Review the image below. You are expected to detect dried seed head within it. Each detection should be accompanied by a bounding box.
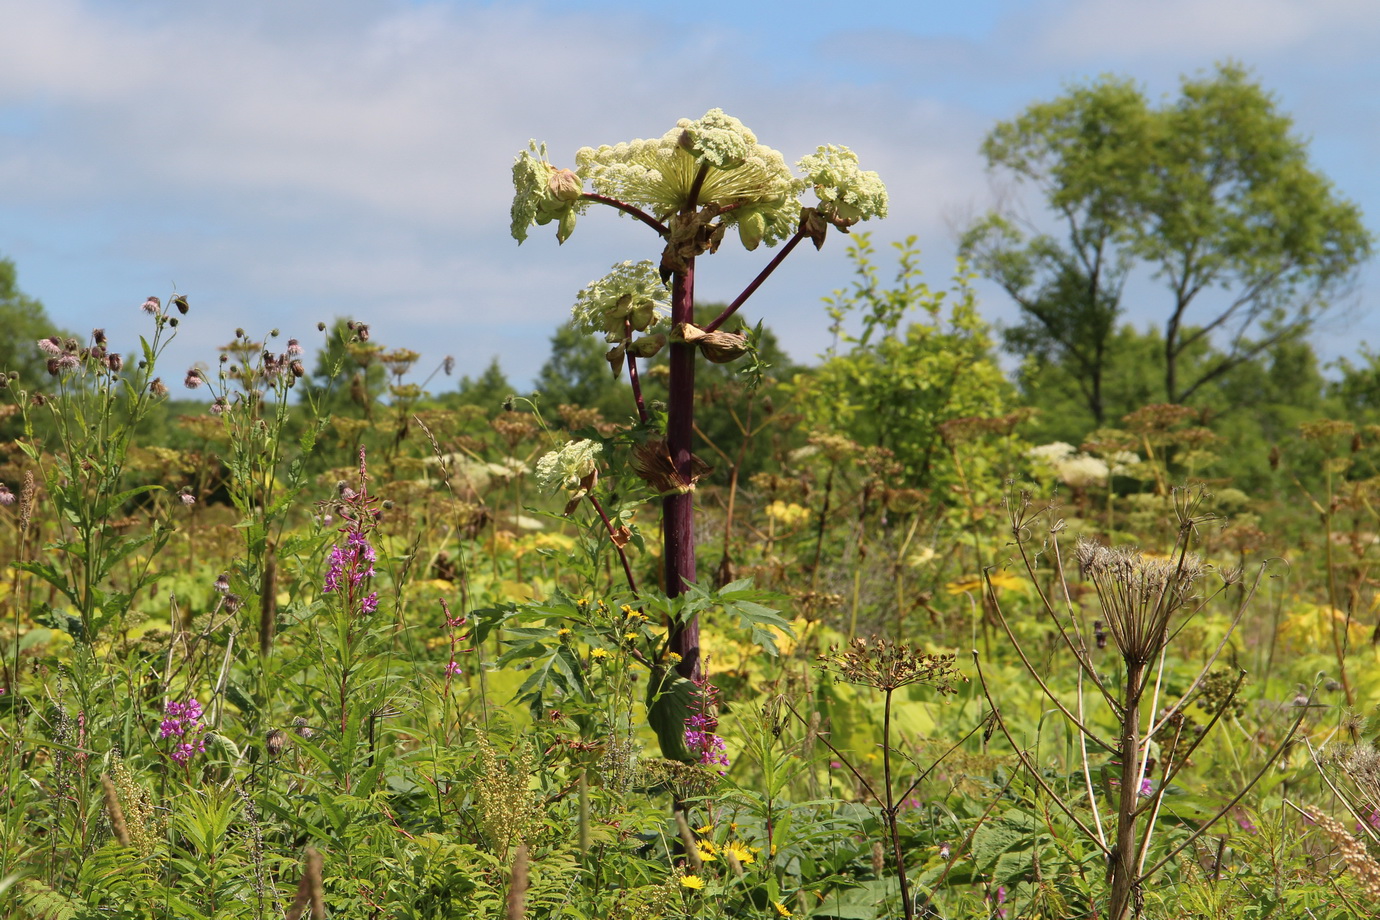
[1076,537,1206,664]
[816,635,963,693]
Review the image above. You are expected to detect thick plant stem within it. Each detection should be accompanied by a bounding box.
[665,262,700,681]
[1110,661,1145,920]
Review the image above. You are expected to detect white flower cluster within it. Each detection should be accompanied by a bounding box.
[535,439,603,495]
[1058,455,1111,488]
[1026,442,1140,489]
[797,145,889,226]
[513,110,889,250]
[576,109,798,248]
[571,261,670,343]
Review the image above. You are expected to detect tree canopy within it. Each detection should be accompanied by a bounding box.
[0,257,68,388]
[963,63,1373,417]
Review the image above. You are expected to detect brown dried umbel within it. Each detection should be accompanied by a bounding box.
[1075,538,1206,666]
[816,636,963,694]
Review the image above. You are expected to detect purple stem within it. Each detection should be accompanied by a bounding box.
[664,261,700,682]
[624,317,649,424]
[704,229,807,333]
[581,194,668,236]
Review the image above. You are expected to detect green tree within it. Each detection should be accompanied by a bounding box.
[450,357,515,413]
[533,322,634,421]
[966,63,1372,410]
[961,76,1148,425]
[306,318,385,420]
[0,257,69,388]
[794,234,1016,489]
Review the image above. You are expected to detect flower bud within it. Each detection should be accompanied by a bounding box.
[626,334,666,359]
[698,330,748,364]
[557,208,577,244]
[604,343,626,376]
[547,168,582,202]
[737,210,766,251]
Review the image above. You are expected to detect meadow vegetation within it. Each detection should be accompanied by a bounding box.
[0,92,1377,919]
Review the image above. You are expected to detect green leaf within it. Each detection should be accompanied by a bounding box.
[16,880,78,920]
[645,665,696,763]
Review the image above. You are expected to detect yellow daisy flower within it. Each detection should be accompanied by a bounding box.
[680,875,705,890]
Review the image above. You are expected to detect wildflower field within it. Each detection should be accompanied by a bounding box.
[3,108,1380,920]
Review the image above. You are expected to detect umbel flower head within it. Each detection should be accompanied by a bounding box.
[512,109,888,253]
[571,261,669,343]
[511,140,588,244]
[575,109,798,250]
[535,439,603,497]
[817,636,963,693]
[797,145,889,228]
[1076,538,1206,665]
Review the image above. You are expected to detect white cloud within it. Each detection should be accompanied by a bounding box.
[1028,0,1380,63]
[0,0,1373,388]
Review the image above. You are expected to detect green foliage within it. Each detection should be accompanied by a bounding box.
[793,233,1017,489]
[969,62,1373,410]
[0,258,70,392]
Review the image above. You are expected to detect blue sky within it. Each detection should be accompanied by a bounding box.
[0,0,1376,391]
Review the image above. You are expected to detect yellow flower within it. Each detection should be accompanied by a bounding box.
[623,632,639,641]
[765,500,811,527]
[945,569,1029,596]
[680,874,705,890]
[590,648,610,659]
[664,652,683,664]
[695,823,713,834]
[772,901,793,917]
[722,841,755,865]
[557,628,572,638]
[696,841,717,862]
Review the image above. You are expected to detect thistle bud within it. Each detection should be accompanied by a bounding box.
[173,294,189,315]
[547,168,582,202]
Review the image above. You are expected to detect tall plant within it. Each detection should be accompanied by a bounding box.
[510,111,888,683]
